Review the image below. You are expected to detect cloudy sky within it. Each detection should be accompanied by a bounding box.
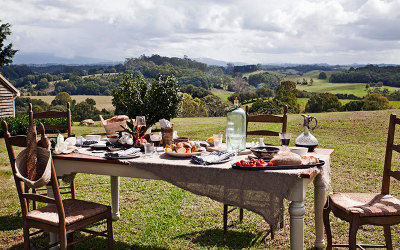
[1,0,400,65]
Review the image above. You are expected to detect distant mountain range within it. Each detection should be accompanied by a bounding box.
[12,52,122,65]
[10,52,398,68]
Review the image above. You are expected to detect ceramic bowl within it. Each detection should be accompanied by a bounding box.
[289,147,308,156]
[250,146,280,159]
[86,134,101,142]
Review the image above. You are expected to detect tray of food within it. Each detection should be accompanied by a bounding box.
[233,151,324,170]
[164,141,202,158]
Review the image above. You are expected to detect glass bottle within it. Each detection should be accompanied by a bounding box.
[226,98,246,152]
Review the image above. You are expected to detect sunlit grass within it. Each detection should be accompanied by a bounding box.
[1,110,400,249]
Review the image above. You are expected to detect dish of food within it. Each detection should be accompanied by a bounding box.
[164,151,202,158]
[165,141,200,154]
[250,146,280,159]
[233,154,323,170]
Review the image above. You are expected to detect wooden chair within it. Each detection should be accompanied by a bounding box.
[223,105,288,234]
[2,121,113,249]
[323,113,400,249]
[29,102,72,137]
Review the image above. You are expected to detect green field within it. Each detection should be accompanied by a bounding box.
[1,110,400,249]
[211,88,233,103]
[29,95,115,112]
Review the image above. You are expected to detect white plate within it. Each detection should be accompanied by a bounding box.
[164,151,202,158]
[104,153,140,159]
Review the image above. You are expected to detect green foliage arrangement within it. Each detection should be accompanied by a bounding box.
[112,74,183,128]
[305,93,342,113]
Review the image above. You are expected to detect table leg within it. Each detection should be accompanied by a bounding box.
[110,176,120,220]
[314,175,326,249]
[289,201,305,250]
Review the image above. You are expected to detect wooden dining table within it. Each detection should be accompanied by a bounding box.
[52,147,334,250]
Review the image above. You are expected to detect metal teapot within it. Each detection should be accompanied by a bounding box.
[295,114,318,152]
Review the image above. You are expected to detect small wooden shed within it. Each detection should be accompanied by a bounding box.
[0,74,20,117]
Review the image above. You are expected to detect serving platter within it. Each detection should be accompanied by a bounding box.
[164,151,202,158]
[232,160,325,170]
[104,153,140,159]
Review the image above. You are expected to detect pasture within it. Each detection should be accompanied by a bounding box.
[1,110,400,249]
[29,95,115,112]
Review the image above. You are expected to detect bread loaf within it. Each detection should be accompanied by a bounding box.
[301,155,319,165]
[270,151,302,166]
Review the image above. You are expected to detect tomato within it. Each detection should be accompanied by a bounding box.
[250,158,257,162]
[242,162,250,167]
[257,159,265,164]
[240,160,246,163]
[256,162,264,167]
[267,162,274,166]
[236,162,241,167]
[249,163,255,167]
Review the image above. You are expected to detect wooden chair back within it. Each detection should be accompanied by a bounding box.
[2,121,66,225]
[245,105,288,138]
[382,113,400,195]
[29,102,72,137]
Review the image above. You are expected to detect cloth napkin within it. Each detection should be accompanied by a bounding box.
[53,134,77,154]
[191,151,236,165]
[104,147,141,158]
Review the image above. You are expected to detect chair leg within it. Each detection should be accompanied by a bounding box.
[107,215,114,250]
[383,225,392,250]
[59,229,67,250]
[23,225,30,250]
[239,208,244,222]
[348,215,360,250]
[67,233,74,250]
[323,202,332,250]
[223,204,228,234]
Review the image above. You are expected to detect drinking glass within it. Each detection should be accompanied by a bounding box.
[144,142,154,158]
[136,116,146,128]
[150,133,162,147]
[279,132,291,152]
[213,134,223,148]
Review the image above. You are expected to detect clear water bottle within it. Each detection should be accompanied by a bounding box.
[226,98,246,152]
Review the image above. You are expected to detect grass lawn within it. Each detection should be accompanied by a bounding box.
[29,95,115,112]
[1,110,400,249]
[211,88,234,103]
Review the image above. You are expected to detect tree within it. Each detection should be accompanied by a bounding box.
[318,72,327,79]
[273,81,299,113]
[35,78,49,90]
[179,93,207,117]
[0,20,18,67]
[233,76,248,92]
[51,92,73,106]
[112,74,183,128]
[305,93,342,113]
[362,93,391,110]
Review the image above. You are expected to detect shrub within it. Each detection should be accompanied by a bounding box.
[179,93,207,117]
[248,99,286,115]
[362,93,391,110]
[0,116,29,136]
[273,81,299,113]
[305,93,342,113]
[318,72,327,79]
[341,100,364,111]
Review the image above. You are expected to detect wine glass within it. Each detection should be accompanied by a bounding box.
[136,116,146,128]
[279,132,291,152]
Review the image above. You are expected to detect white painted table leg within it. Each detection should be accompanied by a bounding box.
[110,176,120,220]
[314,175,326,249]
[289,201,305,250]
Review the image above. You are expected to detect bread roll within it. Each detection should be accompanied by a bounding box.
[270,151,302,166]
[301,155,319,165]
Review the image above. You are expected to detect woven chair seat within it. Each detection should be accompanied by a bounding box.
[330,193,400,217]
[27,199,109,226]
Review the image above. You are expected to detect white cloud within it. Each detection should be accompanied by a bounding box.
[1,0,400,64]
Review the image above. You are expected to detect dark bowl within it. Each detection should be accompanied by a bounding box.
[250,146,280,159]
[174,137,189,143]
[295,144,318,152]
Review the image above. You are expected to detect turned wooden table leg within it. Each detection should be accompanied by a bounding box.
[289,201,305,250]
[111,176,120,220]
[314,175,326,249]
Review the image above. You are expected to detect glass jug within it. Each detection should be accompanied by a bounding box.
[226,98,246,152]
[295,114,318,152]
